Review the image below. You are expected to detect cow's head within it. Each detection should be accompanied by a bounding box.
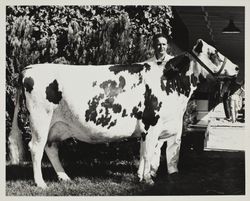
[161,39,239,97]
[192,39,239,80]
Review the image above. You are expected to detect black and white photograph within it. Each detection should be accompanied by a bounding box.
[4,0,247,197]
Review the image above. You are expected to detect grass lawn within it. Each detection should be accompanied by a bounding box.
[6,148,245,196]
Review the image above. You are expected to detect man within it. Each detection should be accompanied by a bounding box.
[221,79,232,120]
[221,78,243,122]
[145,33,180,180]
[146,33,173,65]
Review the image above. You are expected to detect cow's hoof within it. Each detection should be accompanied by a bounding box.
[36,181,47,189]
[58,172,71,181]
[168,172,179,183]
[144,178,154,186]
[137,174,143,183]
[150,170,157,178]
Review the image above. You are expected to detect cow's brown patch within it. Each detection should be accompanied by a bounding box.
[130,85,162,131]
[92,81,97,87]
[163,54,190,80]
[208,51,222,66]
[142,84,162,130]
[85,94,104,123]
[131,105,142,119]
[23,77,34,93]
[122,109,128,117]
[45,79,62,104]
[161,54,197,97]
[141,132,148,141]
[193,40,203,54]
[85,76,126,129]
[109,63,151,75]
[109,64,148,89]
[99,76,126,97]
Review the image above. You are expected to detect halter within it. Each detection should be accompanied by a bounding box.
[188,50,228,78]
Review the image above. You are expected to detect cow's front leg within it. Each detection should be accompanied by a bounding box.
[45,142,71,181]
[137,143,144,182]
[142,141,154,185]
[138,128,160,185]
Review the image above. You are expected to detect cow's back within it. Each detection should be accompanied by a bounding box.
[22,64,149,143]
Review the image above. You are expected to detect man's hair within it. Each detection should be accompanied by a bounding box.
[152,33,169,48]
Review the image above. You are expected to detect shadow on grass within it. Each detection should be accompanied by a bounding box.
[6,149,245,195]
[6,163,58,182]
[6,159,137,182]
[144,150,245,195]
[6,139,140,182]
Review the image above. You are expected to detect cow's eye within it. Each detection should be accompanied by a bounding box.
[209,53,216,61]
[216,53,223,62]
[209,52,222,65]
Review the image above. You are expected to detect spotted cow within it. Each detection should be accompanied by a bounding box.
[9,39,239,188]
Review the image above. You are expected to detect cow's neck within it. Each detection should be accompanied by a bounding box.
[160,57,199,98]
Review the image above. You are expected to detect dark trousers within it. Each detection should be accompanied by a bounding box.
[222,92,230,119]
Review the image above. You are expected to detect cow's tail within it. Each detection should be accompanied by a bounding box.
[8,82,25,164]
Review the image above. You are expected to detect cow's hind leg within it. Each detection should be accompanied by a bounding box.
[138,138,154,184]
[138,127,160,185]
[28,108,53,188]
[137,141,145,182]
[45,142,71,181]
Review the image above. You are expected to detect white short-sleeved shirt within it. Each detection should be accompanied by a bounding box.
[145,54,173,66]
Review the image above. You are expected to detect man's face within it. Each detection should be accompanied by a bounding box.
[154,37,168,58]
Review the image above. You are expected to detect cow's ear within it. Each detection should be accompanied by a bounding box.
[193,39,203,54]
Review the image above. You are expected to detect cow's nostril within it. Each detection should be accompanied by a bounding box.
[235,66,239,71]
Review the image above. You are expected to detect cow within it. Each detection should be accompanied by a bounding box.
[9,39,239,188]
